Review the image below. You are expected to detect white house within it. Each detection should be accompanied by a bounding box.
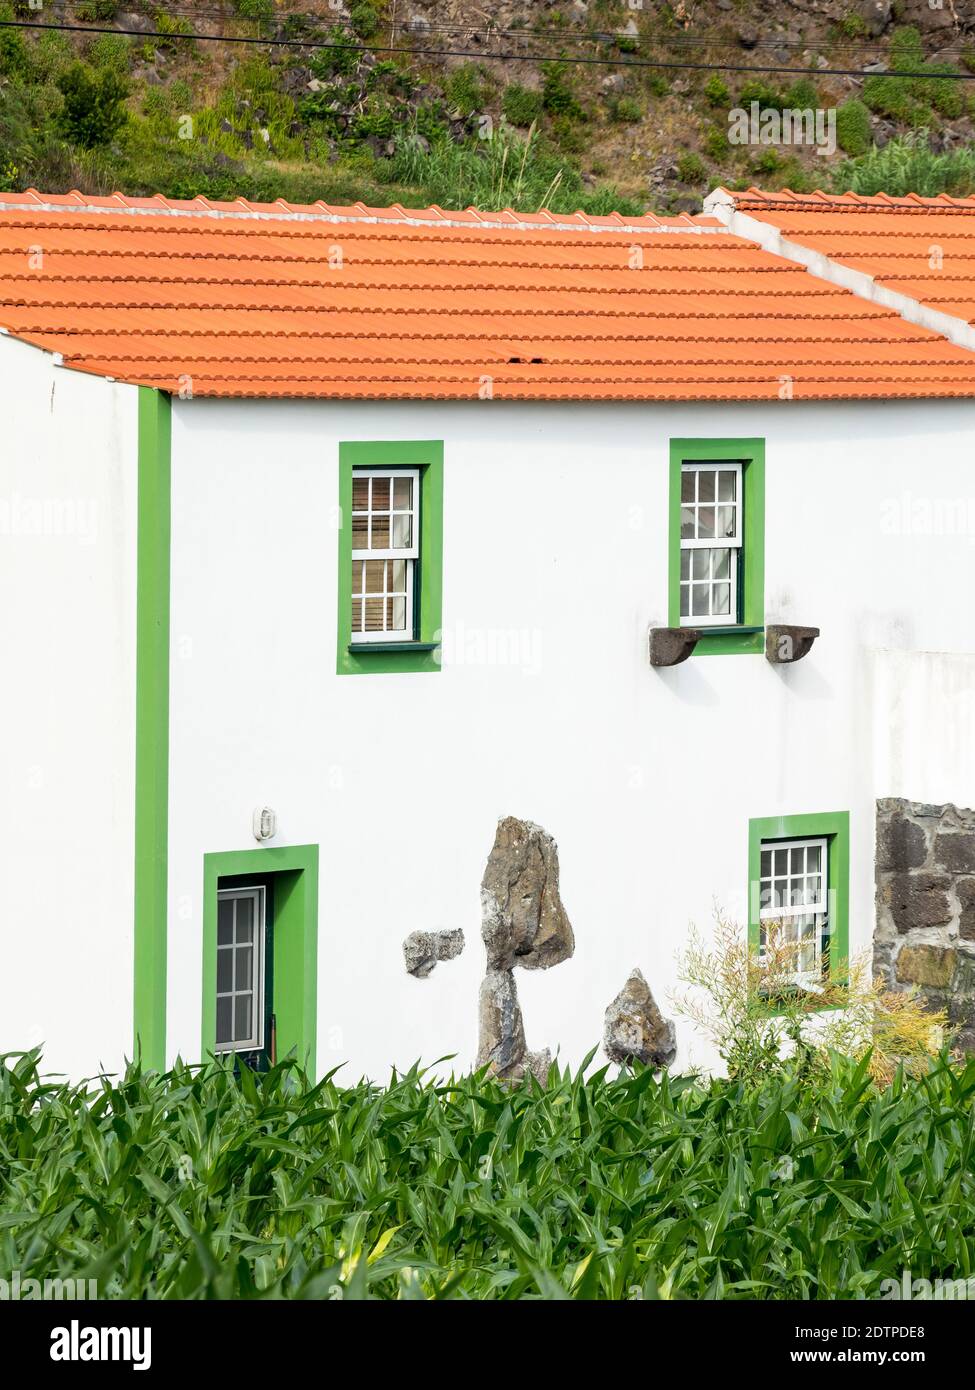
[5,185,975,1083]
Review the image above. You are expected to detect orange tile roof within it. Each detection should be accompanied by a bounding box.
[721,187,975,330]
[2,188,975,400]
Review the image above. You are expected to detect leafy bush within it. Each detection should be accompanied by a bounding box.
[3,1046,975,1299]
[610,95,643,124]
[76,0,120,19]
[704,74,729,108]
[388,123,641,215]
[677,151,706,183]
[502,83,543,128]
[349,2,380,40]
[837,131,975,197]
[444,63,487,118]
[836,98,872,156]
[674,916,948,1088]
[232,0,274,19]
[56,62,129,149]
[541,62,584,119]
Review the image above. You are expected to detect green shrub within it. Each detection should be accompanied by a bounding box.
[610,94,643,123]
[837,130,975,197]
[502,83,543,128]
[76,0,120,19]
[56,62,129,148]
[87,33,130,74]
[350,2,380,40]
[836,98,872,156]
[541,61,584,119]
[232,0,274,19]
[703,123,729,159]
[677,150,706,183]
[784,77,819,109]
[703,74,729,108]
[2,1046,975,1299]
[0,2,30,78]
[445,63,487,118]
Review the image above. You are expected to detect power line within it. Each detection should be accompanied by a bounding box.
[1,15,973,83]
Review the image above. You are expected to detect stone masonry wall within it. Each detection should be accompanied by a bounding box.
[875,798,975,1052]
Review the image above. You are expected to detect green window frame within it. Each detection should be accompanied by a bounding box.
[747,811,850,991]
[337,440,443,675]
[202,844,319,1075]
[668,438,765,655]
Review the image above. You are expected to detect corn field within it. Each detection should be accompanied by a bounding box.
[2,1048,974,1299]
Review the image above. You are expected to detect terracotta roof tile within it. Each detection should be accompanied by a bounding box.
[1,189,975,399]
[720,187,975,331]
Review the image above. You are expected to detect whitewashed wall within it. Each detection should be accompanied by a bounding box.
[0,336,138,1077]
[165,396,975,1081]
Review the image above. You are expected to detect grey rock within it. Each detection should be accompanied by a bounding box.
[403,928,465,979]
[877,813,929,872]
[885,872,953,932]
[480,817,574,973]
[604,968,676,1069]
[476,818,574,1082]
[935,831,975,875]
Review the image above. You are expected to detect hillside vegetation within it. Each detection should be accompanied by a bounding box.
[3,1,975,213]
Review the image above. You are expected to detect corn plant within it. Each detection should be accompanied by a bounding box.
[2,1047,974,1299]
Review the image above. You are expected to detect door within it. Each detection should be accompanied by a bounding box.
[215,881,275,1071]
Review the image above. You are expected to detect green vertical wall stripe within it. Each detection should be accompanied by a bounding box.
[133,387,172,1070]
[201,845,319,1076]
[336,439,444,675]
[747,811,851,989]
[668,438,765,656]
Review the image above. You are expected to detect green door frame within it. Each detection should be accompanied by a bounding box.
[202,845,319,1075]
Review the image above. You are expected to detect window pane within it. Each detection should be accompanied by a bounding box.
[216,996,232,1046]
[371,516,390,548]
[680,506,695,539]
[691,584,710,616]
[774,848,788,875]
[371,477,389,509]
[790,847,804,874]
[807,845,821,873]
[391,513,412,548]
[234,994,253,1042]
[697,507,715,539]
[391,559,406,590]
[760,850,772,877]
[713,584,730,615]
[691,549,709,580]
[717,470,736,502]
[698,470,715,503]
[352,477,369,509]
[217,899,233,946]
[236,945,253,991]
[717,506,735,538]
[365,561,384,593]
[364,597,385,631]
[389,596,407,630]
[351,560,363,593]
[713,548,730,580]
[351,597,364,632]
[235,898,253,943]
[217,949,233,993]
[392,476,413,509]
[680,550,690,581]
[680,587,689,618]
[351,516,368,548]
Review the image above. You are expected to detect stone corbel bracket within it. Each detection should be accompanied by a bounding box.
[765,624,819,665]
[648,626,702,667]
